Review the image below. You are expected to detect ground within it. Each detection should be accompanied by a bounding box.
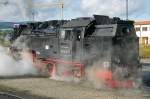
[0,77,149,99]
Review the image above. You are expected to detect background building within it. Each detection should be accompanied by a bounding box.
[135,21,150,45]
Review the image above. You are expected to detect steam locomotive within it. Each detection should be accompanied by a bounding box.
[11,15,141,88]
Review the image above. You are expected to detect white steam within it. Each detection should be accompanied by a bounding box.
[0,0,34,21]
[0,45,37,76]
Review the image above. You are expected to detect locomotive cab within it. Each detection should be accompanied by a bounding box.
[59,15,141,83]
[59,18,92,61]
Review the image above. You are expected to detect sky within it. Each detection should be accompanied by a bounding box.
[0,0,149,22]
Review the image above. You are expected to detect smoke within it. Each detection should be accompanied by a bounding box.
[86,61,111,89]
[0,36,38,76]
[0,0,71,21]
[12,35,29,50]
[13,0,33,20]
[0,46,38,76]
[0,0,33,21]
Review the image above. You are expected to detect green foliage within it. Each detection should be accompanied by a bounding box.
[0,29,12,46]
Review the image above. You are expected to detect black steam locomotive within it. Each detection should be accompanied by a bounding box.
[11,15,141,88]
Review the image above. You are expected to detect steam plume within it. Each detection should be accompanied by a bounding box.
[0,36,38,76]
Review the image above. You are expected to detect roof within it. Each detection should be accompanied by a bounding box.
[135,21,150,25]
[62,18,92,28]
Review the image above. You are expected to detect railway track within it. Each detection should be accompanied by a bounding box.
[0,92,25,99]
[0,78,149,99]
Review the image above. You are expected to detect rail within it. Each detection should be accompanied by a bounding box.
[0,92,25,99]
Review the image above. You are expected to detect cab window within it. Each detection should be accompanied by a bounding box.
[72,28,82,41]
[60,30,71,40]
[75,30,81,41]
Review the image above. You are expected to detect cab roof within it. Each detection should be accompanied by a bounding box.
[61,15,134,28]
[62,17,92,28]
